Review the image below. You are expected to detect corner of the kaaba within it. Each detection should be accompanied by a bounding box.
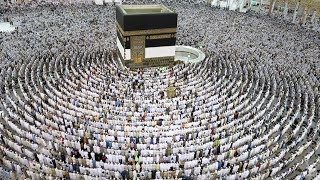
[115,5,125,31]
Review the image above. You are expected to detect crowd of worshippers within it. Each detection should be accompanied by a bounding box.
[1,48,319,179]
[2,48,317,179]
[0,0,319,83]
[0,0,319,179]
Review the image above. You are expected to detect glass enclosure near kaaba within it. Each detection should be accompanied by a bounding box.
[116,5,178,69]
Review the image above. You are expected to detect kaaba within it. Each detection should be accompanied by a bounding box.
[116,4,178,68]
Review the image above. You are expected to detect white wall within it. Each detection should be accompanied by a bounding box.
[229,0,239,10]
[116,37,131,60]
[95,0,103,5]
[219,1,228,8]
[211,0,219,6]
[145,46,175,58]
[211,0,250,12]
[104,0,121,4]
[0,22,16,32]
[117,37,176,60]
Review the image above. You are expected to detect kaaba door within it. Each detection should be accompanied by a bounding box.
[130,36,145,64]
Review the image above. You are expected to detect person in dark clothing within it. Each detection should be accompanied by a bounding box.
[60,153,66,163]
[34,153,39,162]
[52,158,56,168]
[151,170,157,179]
[121,169,128,179]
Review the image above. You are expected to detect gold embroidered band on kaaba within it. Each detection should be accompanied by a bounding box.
[119,33,175,43]
[116,22,177,37]
[147,34,175,40]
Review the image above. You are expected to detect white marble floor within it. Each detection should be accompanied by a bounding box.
[0,22,16,32]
